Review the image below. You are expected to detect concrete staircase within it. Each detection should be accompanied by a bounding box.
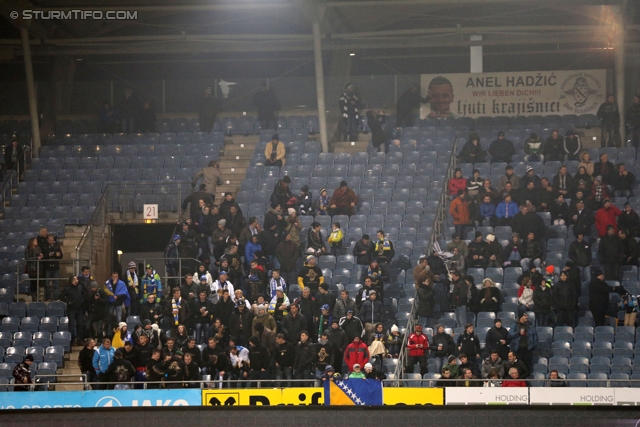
[216,135,258,197]
[53,345,84,391]
[332,133,370,154]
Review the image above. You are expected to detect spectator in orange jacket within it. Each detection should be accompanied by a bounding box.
[343,336,369,373]
[595,199,622,237]
[450,189,470,238]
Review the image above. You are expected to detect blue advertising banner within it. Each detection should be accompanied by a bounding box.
[0,389,201,410]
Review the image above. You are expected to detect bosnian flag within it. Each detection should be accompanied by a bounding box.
[324,379,383,406]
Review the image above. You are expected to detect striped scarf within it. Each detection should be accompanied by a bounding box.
[172,297,182,326]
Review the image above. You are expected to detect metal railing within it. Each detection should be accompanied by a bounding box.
[4,376,634,391]
[75,181,192,269]
[0,170,17,217]
[132,256,204,293]
[14,258,90,300]
[395,139,458,380]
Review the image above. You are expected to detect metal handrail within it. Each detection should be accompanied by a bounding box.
[15,258,91,299]
[6,376,633,390]
[395,138,457,380]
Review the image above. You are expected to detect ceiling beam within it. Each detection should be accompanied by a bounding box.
[325,0,623,6]
[0,0,50,40]
[37,2,293,12]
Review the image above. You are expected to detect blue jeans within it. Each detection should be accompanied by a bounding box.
[418,316,431,329]
[195,322,209,345]
[109,305,123,331]
[455,305,467,328]
[275,366,293,388]
[45,269,60,300]
[433,356,447,375]
[520,258,541,271]
[268,255,281,270]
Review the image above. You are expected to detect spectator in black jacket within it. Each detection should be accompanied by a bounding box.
[274,333,295,387]
[553,271,576,327]
[4,136,24,176]
[563,130,582,160]
[104,350,136,389]
[42,233,63,301]
[467,231,489,269]
[283,303,307,343]
[520,232,543,272]
[613,163,635,198]
[326,320,349,374]
[182,185,214,221]
[569,200,594,237]
[543,130,565,162]
[249,336,271,387]
[416,278,435,329]
[533,280,552,327]
[488,131,515,163]
[599,225,622,280]
[619,203,640,238]
[457,323,481,365]
[431,324,455,375]
[593,153,616,187]
[59,275,86,344]
[485,318,510,361]
[568,232,592,270]
[227,301,254,347]
[78,338,97,383]
[589,270,624,326]
[395,84,428,127]
[596,95,620,148]
[294,331,316,386]
[353,235,375,281]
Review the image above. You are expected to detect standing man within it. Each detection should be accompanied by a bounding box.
[597,94,620,148]
[339,83,363,141]
[4,135,24,178]
[104,271,130,332]
[42,233,63,301]
[125,261,140,316]
[294,331,316,387]
[118,88,139,133]
[191,161,223,203]
[59,275,86,345]
[252,82,281,131]
[197,87,221,133]
[181,185,213,221]
[405,325,429,376]
[92,338,115,389]
[328,181,359,217]
[395,84,428,127]
[164,235,181,286]
[589,270,624,327]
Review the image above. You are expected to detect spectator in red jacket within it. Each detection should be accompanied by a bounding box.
[502,367,527,387]
[595,199,622,237]
[343,336,369,373]
[448,168,467,199]
[405,324,429,376]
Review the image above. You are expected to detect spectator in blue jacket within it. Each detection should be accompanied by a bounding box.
[245,235,262,268]
[495,194,519,226]
[105,271,130,333]
[92,337,115,389]
[477,194,496,226]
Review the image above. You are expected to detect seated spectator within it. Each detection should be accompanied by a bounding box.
[385,324,403,359]
[458,367,482,387]
[595,199,622,237]
[477,194,496,226]
[435,367,455,387]
[517,277,534,313]
[503,232,523,268]
[620,228,639,267]
[549,194,570,225]
[537,178,556,211]
[478,278,501,314]
[264,134,286,167]
[543,129,565,162]
[445,233,469,260]
[328,181,359,216]
[546,369,567,387]
[459,133,486,163]
[619,203,640,238]
[573,166,593,193]
[481,350,504,379]
[553,166,573,197]
[502,367,527,387]
[613,163,635,198]
[578,150,595,175]
[485,233,504,268]
[520,232,543,272]
[307,222,329,257]
[521,165,541,189]
[498,165,520,191]
[270,177,296,211]
[523,132,544,162]
[448,168,467,199]
[484,370,503,387]
[297,186,314,216]
[569,200,594,237]
[316,188,330,216]
[495,194,519,227]
[510,204,546,241]
[563,130,582,160]
[476,179,500,204]
[519,181,539,208]
[443,355,460,378]
[593,153,616,188]
[488,131,515,163]
[466,169,483,198]
[467,231,488,269]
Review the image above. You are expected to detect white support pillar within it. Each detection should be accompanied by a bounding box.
[614,6,625,143]
[20,27,41,155]
[470,35,483,73]
[312,21,329,153]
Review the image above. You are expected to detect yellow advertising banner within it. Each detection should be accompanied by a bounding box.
[202,388,323,406]
[383,388,444,406]
[202,387,443,406]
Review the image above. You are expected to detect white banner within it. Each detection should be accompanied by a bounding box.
[444,387,529,405]
[420,69,607,119]
[529,387,614,406]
